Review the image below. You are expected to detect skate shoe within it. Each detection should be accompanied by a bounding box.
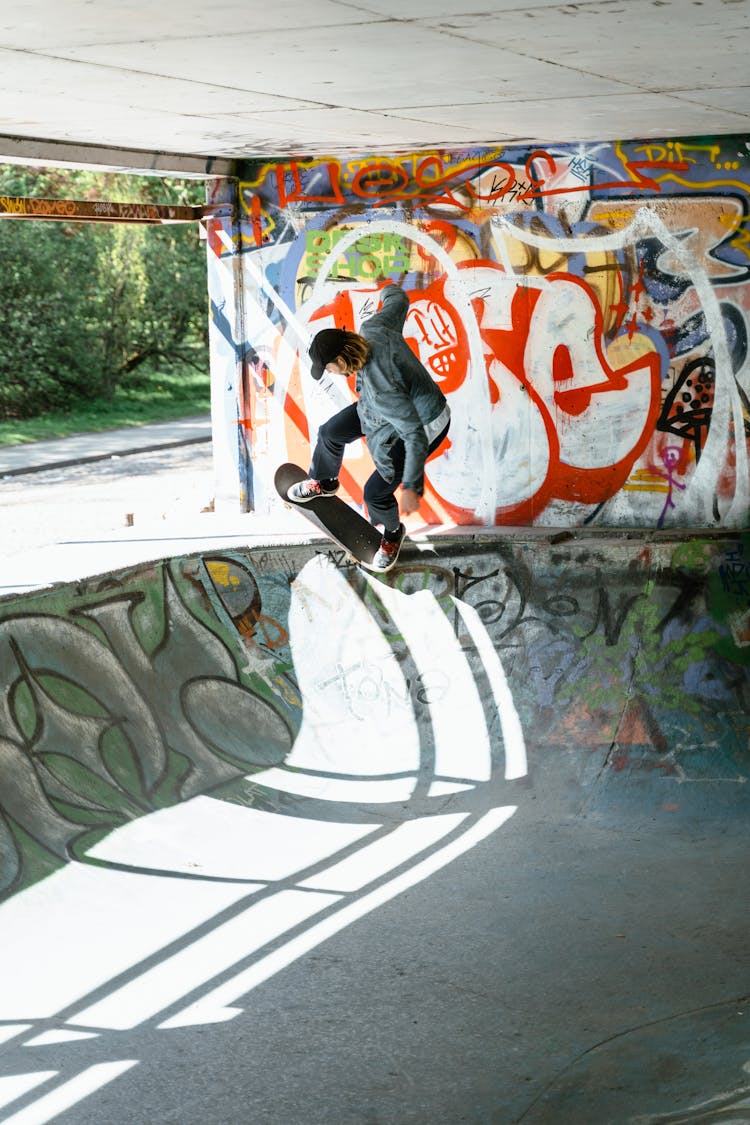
[370,524,405,572]
[287,478,338,503]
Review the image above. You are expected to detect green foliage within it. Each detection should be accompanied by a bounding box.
[0,362,210,444]
[0,165,208,418]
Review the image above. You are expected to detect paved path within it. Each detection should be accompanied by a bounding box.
[0,415,212,477]
[0,421,313,596]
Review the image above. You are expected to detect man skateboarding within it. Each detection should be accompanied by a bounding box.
[287,284,451,572]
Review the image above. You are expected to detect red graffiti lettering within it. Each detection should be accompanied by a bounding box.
[351,161,411,200]
[276,162,345,207]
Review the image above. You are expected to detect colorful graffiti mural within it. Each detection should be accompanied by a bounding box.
[0,533,747,903]
[206,136,750,527]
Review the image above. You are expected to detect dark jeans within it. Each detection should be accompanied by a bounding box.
[310,403,449,531]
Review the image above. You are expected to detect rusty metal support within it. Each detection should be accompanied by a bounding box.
[0,196,234,224]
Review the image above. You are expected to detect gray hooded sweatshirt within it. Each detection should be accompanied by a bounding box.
[356,285,449,494]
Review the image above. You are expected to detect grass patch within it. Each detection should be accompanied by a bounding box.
[0,363,211,446]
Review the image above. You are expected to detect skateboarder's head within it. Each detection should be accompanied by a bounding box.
[309,328,370,380]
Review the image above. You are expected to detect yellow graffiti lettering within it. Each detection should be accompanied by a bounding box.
[0,197,27,214]
[718,213,750,262]
[588,208,638,230]
[28,198,78,217]
[205,561,239,589]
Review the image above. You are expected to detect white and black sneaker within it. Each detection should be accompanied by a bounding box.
[287,478,339,503]
[370,524,405,572]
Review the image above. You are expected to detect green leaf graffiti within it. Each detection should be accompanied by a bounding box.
[0,557,295,901]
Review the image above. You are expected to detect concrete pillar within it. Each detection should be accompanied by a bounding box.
[205,175,253,513]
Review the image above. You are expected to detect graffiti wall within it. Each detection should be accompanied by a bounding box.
[206,136,750,528]
[0,532,747,904]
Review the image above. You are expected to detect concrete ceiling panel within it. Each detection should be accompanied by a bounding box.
[389,91,750,145]
[0,0,745,168]
[0,0,377,49]
[0,49,308,115]
[337,0,578,16]
[422,0,750,91]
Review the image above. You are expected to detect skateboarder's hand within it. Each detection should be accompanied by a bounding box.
[400,488,421,516]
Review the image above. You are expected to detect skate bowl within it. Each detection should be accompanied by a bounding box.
[0,529,748,1124]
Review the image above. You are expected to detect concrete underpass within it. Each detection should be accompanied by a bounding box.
[1,1,750,1121]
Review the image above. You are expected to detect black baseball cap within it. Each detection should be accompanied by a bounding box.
[309,328,348,381]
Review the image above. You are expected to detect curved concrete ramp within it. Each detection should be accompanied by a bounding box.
[0,532,747,1123]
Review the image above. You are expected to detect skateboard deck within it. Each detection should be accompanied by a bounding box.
[275,462,383,568]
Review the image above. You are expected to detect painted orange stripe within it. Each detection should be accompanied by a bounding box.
[283,393,310,443]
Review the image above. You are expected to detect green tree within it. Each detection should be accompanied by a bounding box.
[120,187,210,379]
[0,166,208,417]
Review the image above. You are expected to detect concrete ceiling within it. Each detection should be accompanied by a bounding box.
[0,0,748,176]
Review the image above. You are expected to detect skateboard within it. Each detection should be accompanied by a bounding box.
[274,462,383,568]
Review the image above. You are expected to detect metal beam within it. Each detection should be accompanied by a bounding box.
[0,195,234,225]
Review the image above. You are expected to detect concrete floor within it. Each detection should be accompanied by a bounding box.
[1,767,748,1125]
